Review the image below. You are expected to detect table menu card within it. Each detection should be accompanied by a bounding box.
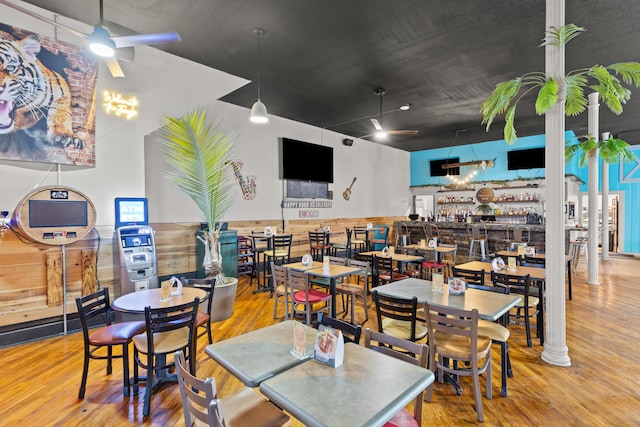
[508,256,517,271]
[161,280,171,301]
[314,325,344,368]
[428,238,438,248]
[432,273,445,293]
[291,321,309,360]
[524,246,536,256]
[448,277,466,295]
[517,245,526,257]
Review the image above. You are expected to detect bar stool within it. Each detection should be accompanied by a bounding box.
[468,224,488,261]
[569,236,588,270]
[395,222,411,250]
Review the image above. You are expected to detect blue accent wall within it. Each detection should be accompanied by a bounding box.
[411,131,639,254]
[571,146,640,254]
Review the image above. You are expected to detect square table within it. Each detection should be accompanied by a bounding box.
[259,342,435,427]
[404,243,457,263]
[374,277,521,322]
[205,320,318,388]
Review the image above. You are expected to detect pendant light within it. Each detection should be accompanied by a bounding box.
[250,28,269,123]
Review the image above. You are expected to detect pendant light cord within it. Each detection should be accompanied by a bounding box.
[255,28,263,100]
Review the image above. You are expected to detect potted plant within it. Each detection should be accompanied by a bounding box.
[565,133,636,167]
[158,107,238,321]
[481,24,640,146]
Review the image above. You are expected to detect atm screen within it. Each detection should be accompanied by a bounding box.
[121,234,152,248]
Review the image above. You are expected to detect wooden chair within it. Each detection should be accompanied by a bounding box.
[174,351,290,427]
[288,268,332,325]
[423,301,492,422]
[263,234,293,291]
[133,298,200,417]
[491,271,539,347]
[370,224,389,250]
[350,227,370,255]
[372,255,409,287]
[75,288,146,399]
[318,315,362,344]
[330,228,352,258]
[308,231,330,261]
[402,247,424,279]
[270,262,291,320]
[309,255,346,288]
[364,328,431,425]
[466,282,513,397]
[236,236,256,284]
[335,258,369,325]
[371,291,427,343]
[181,277,215,344]
[508,225,531,249]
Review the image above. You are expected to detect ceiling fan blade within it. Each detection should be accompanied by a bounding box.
[387,130,419,135]
[0,0,87,39]
[104,56,124,78]
[370,118,384,131]
[112,31,182,48]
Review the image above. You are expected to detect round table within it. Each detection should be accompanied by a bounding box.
[112,287,207,313]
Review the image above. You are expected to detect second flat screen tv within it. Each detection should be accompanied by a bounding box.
[507,147,545,170]
[282,138,334,183]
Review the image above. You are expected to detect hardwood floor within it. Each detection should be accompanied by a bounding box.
[1,255,639,426]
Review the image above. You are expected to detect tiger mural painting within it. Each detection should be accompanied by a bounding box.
[0,33,83,149]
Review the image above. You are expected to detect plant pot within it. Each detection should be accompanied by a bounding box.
[211,277,238,322]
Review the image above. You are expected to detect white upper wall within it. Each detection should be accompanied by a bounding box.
[0,1,410,227]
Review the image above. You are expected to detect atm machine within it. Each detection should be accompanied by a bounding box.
[113,198,158,294]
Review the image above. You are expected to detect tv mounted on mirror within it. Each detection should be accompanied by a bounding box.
[507,147,545,170]
[114,197,149,229]
[29,200,88,228]
[281,137,334,183]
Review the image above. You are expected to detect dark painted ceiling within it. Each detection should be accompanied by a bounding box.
[17,0,640,151]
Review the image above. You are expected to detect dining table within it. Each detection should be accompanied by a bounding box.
[304,264,362,316]
[358,250,423,274]
[205,320,318,388]
[258,342,435,427]
[404,243,457,263]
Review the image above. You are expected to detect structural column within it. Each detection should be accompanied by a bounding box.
[541,0,571,367]
[587,92,600,285]
[601,132,610,260]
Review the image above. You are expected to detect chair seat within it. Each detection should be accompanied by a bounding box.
[351,239,367,244]
[434,331,492,359]
[379,272,409,282]
[335,283,364,295]
[294,289,332,304]
[381,318,428,341]
[133,328,191,355]
[515,295,540,308]
[383,408,419,427]
[214,387,291,427]
[195,312,210,328]
[263,249,289,257]
[422,261,444,269]
[477,319,510,342]
[89,321,146,346]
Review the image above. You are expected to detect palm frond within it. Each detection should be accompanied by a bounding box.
[541,24,585,47]
[503,105,517,144]
[599,137,637,164]
[158,107,236,232]
[564,73,588,116]
[481,78,522,130]
[535,78,559,115]
[607,62,640,87]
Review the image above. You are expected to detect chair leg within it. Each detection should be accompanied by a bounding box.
[122,343,130,397]
[525,308,532,347]
[500,341,508,397]
[472,364,484,422]
[78,344,90,399]
[143,353,153,417]
[107,346,113,375]
[132,347,139,395]
[206,322,213,345]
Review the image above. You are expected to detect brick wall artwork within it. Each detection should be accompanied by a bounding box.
[0,22,98,167]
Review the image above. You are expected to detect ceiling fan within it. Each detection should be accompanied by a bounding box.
[369,87,418,138]
[0,0,181,77]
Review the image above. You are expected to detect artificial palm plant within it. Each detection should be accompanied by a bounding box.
[158,107,236,283]
[565,133,636,167]
[481,24,640,154]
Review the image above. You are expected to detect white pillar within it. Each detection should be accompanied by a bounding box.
[587,92,600,285]
[601,132,610,260]
[541,0,571,367]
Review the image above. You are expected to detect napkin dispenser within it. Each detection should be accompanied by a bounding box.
[170,276,183,296]
[301,254,313,266]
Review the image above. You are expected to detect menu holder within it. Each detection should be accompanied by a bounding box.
[508,256,517,271]
[432,273,445,293]
[301,254,313,266]
[419,239,426,248]
[381,246,390,256]
[291,321,310,360]
[492,257,506,272]
[517,245,526,257]
[428,238,437,248]
[169,276,182,296]
[314,324,344,368]
[160,280,172,301]
[448,277,466,295]
[524,246,536,256]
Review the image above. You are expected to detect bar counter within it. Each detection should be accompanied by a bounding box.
[395,220,568,260]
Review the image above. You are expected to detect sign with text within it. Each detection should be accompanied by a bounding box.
[282,201,332,209]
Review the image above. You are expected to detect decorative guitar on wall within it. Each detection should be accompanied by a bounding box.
[343,177,357,200]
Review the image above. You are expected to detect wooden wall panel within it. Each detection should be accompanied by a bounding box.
[0,216,402,329]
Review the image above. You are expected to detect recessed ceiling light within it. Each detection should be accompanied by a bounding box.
[399,104,411,111]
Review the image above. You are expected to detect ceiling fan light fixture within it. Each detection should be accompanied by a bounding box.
[250,28,268,124]
[375,130,388,139]
[250,99,269,123]
[89,27,115,57]
[399,104,411,111]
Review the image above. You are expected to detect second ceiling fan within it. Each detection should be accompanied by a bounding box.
[369,87,418,137]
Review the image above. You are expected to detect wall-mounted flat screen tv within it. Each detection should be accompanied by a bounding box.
[507,147,545,170]
[114,197,149,229]
[430,157,460,177]
[29,200,88,228]
[282,137,334,183]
